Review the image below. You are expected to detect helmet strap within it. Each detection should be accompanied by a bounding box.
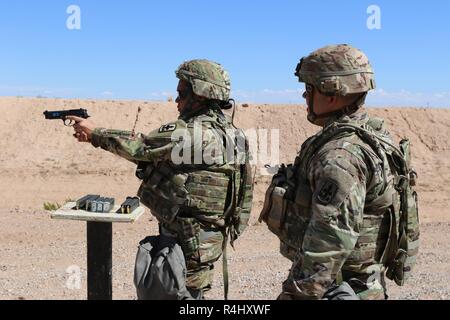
[307,90,318,123]
[229,99,237,126]
[309,92,368,123]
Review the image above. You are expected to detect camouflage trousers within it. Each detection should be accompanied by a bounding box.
[343,271,388,300]
[278,271,388,300]
[160,224,224,297]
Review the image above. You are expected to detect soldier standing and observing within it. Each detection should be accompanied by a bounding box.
[259,44,419,300]
[69,59,254,300]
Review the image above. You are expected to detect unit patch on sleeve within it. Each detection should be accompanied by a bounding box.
[316,179,339,205]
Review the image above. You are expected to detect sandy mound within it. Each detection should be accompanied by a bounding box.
[0,97,449,300]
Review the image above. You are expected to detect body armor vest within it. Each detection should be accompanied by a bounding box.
[137,109,253,243]
[260,114,419,286]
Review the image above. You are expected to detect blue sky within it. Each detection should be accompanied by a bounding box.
[0,0,449,107]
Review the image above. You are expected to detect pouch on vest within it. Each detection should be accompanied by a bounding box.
[385,139,420,286]
[176,217,201,259]
[259,165,294,236]
[259,164,312,261]
[134,235,194,300]
[136,162,188,225]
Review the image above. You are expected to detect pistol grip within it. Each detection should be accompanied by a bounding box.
[64,119,75,127]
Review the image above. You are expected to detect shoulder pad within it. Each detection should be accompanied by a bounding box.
[186,114,216,129]
[319,136,366,157]
[366,117,385,131]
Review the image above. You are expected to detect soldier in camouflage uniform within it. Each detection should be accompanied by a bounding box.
[260,44,419,300]
[69,59,253,300]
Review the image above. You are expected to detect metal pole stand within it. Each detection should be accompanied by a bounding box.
[51,202,145,301]
[87,222,112,300]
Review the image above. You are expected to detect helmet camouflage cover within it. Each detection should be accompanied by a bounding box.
[176,59,231,101]
[295,44,376,96]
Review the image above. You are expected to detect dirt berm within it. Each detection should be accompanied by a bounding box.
[0,97,448,300]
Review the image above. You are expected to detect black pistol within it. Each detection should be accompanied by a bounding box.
[43,109,90,126]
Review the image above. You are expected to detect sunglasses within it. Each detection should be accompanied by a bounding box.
[177,87,192,102]
[305,84,314,94]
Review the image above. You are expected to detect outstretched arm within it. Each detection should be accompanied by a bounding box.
[90,128,174,164]
[67,116,178,164]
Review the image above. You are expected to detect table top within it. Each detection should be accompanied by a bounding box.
[51,202,145,223]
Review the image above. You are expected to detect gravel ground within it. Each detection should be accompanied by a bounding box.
[0,208,448,300]
[1,100,449,300]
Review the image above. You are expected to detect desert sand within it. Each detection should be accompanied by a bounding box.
[0,97,449,300]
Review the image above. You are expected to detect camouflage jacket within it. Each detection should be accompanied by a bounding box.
[91,106,234,169]
[90,105,252,234]
[91,123,175,165]
[280,108,397,300]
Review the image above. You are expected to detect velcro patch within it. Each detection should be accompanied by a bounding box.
[159,123,177,133]
[316,179,338,205]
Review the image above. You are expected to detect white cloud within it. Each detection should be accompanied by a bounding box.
[1,84,447,108]
[233,88,302,104]
[150,91,175,99]
[233,87,450,108]
[0,85,81,97]
[367,88,450,107]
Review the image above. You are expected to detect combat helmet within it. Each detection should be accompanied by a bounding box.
[295,44,376,96]
[176,59,231,101]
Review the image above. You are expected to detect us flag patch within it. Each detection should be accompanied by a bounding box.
[159,123,177,133]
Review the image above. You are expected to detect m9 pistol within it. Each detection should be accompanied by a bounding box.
[43,109,90,126]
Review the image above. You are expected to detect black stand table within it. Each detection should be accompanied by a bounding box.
[51,202,145,300]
